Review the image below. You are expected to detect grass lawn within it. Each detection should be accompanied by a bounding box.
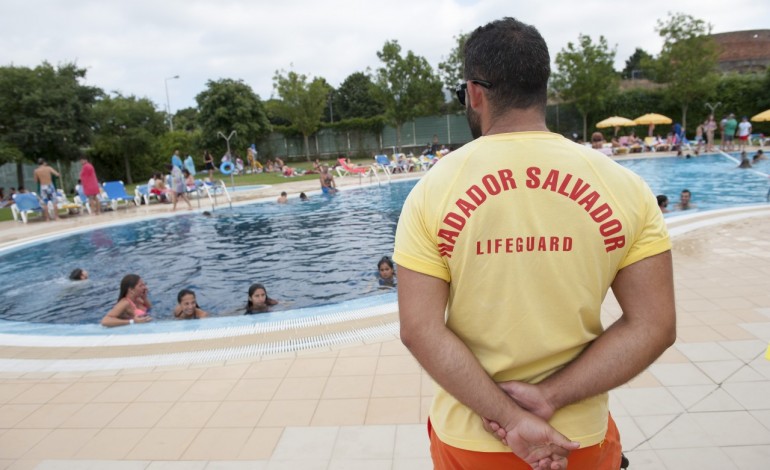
[0,157,377,224]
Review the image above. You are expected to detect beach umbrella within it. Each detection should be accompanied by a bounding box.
[634,113,672,137]
[596,116,637,128]
[633,113,673,125]
[750,109,770,122]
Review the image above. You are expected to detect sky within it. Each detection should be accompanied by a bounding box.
[2,0,769,115]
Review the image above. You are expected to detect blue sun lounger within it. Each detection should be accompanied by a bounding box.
[102,181,135,211]
[11,193,47,223]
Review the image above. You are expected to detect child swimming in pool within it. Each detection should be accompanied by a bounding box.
[377,256,397,288]
[173,289,209,320]
[246,283,279,314]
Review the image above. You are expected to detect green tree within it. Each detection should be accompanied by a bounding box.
[0,62,99,185]
[373,40,444,150]
[622,48,654,80]
[438,32,469,112]
[552,34,619,141]
[90,93,166,184]
[195,79,270,156]
[173,107,201,133]
[650,12,718,130]
[333,72,382,120]
[272,69,330,160]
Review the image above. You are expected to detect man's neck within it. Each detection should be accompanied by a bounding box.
[483,107,549,135]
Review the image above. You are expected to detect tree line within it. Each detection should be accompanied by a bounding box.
[1,12,768,186]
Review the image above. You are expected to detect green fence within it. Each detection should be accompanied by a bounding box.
[260,114,474,161]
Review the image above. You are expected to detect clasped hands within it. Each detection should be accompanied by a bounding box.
[482,381,579,470]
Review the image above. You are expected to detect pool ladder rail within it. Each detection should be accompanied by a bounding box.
[196,179,232,211]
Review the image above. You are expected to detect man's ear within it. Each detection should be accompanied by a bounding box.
[466,81,485,110]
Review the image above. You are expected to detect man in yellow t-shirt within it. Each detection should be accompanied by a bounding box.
[394,17,676,470]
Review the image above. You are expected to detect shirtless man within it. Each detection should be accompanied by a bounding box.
[319,165,337,194]
[675,189,697,210]
[33,158,60,221]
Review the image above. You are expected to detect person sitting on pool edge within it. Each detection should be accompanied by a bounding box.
[101,274,153,327]
[69,268,89,281]
[675,189,697,211]
[320,165,337,194]
[173,289,209,320]
[245,283,279,314]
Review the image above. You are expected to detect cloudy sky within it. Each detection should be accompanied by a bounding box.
[2,0,768,114]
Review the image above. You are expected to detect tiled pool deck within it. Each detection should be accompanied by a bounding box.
[1,166,770,469]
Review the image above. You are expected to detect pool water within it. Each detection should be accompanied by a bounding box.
[619,153,769,212]
[0,152,767,325]
[0,183,413,325]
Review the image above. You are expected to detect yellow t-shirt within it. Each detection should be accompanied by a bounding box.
[393,131,671,452]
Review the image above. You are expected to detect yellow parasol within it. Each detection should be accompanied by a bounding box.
[596,116,637,128]
[633,113,673,125]
[750,109,770,122]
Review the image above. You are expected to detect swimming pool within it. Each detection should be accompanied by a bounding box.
[619,153,769,212]
[0,152,767,327]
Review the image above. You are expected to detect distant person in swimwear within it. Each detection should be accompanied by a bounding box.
[277,191,288,204]
[299,192,308,201]
[100,274,153,327]
[656,195,669,213]
[377,256,397,288]
[320,165,337,194]
[753,149,766,162]
[173,289,209,320]
[675,189,697,210]
[737,151,752,169]
[69,268,89,281]
[245,283,278,314]
[33,158,60,221]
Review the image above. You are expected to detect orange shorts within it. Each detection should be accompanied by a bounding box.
[428,414,621,470]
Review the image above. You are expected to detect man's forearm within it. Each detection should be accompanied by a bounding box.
[539,251,676,410]
[402,319,524,426]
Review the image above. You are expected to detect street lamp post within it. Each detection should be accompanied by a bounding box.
[164,75,180,131]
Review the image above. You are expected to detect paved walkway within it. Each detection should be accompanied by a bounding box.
[1,170,769,469]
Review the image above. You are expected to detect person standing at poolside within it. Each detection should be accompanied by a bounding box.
[394,17,676,469]
[171,149,183,170]
[79,155,101,215]
[203,150,215,180]
[705,115,717,152]
[723,113,738,152]
[737,116,752,152]
[33,158,60,221]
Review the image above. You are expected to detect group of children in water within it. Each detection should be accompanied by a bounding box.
[95,256,397,328]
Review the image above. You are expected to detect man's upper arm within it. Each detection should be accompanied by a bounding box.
[611,250,676,343]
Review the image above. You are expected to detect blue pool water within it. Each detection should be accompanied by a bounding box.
[0,152,768,325]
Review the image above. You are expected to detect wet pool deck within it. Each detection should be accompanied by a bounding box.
[1,159,770,469]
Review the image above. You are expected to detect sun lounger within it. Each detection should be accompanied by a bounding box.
[102,181,135,211]
[11,193,47,223]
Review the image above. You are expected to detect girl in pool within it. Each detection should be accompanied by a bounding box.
[173,289,209,320]
[377,256,397,288]
[69,268,88,281]
[100,274,153,327]
[245,283,278,314]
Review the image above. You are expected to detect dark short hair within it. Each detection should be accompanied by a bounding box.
[69,268,84,281]
[463,17,550,114]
